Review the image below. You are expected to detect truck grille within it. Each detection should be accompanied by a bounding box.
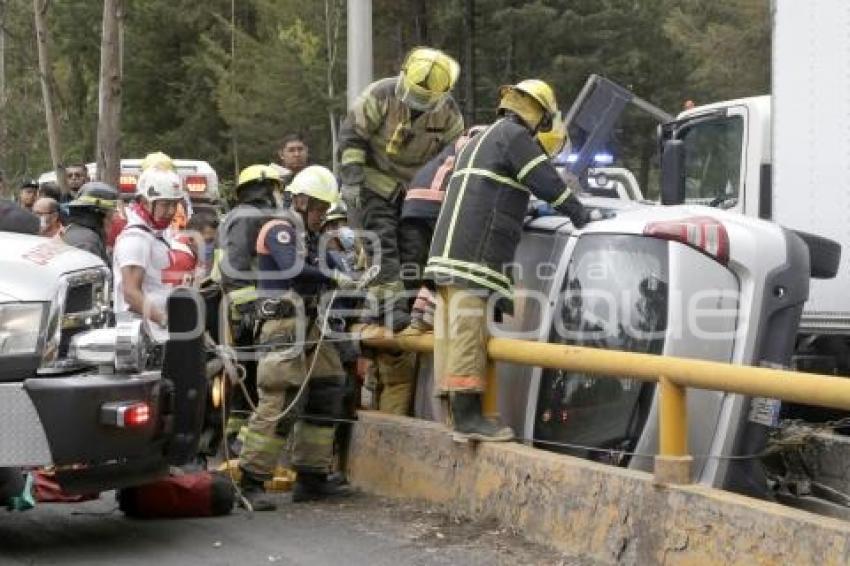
[57,268,111,358]
[65,282,94,314]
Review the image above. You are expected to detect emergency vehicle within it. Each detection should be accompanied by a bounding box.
[38,159,220,212]
[0,234,206,501]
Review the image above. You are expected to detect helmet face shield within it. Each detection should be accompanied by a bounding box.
[537,111,568,157]
[397,74,446,111]
[396,47,459,112]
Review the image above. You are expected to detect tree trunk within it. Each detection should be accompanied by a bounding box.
[33,0,65,192]
[413,0,428,44]
[96,0,123,189]
[326,0,342,172]
[463,0,475,124]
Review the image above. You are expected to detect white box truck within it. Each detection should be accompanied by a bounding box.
[656,0,850,515]
[661,0,849,343]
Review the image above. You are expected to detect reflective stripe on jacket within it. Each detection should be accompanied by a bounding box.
[401,127,485,221]
[425,116,574,304]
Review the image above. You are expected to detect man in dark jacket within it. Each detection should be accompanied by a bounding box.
[62,181,118,265]
[425,79,601,441]
[215,165,280,449]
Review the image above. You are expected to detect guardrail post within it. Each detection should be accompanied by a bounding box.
[655,375,692,485]
[482,360,499,418]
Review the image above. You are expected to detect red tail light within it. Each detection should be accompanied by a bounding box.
[644,216,730,265]
[119,174,138,193]
[101,401,152,428]
[184,175,208,193]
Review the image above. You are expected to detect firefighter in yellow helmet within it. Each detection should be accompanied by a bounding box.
[216,164,281,452]
[141,151,176,172]
[238,165,356,510]
[338,46,464,416]
[425,79,603,441]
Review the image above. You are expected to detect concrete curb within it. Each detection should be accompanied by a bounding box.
[347,411,850,565]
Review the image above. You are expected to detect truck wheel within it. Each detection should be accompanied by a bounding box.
[794,230,841,279]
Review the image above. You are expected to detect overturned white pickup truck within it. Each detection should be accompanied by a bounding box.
[413,194,842,514]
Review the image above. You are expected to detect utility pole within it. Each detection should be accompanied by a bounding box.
[96,0,123,189]
[230,0,239,180]
[0,0,7,178]
[346,0,372,108]
[33,0,65,192]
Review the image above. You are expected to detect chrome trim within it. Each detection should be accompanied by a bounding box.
[115,318,151,373]
[41,266,112,370]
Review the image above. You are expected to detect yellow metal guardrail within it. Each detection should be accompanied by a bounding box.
[354,324,850,485]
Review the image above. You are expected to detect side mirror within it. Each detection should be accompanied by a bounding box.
[660,139,686,205]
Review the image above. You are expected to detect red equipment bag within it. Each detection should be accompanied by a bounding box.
[33,470,98,503]
[117,471,234,519]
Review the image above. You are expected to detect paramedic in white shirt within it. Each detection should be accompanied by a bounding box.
[113,168,186,338]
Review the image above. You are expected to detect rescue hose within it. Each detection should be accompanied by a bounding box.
[259,265,381,423]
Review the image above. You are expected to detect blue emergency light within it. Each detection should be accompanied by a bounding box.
[564,152,614,165]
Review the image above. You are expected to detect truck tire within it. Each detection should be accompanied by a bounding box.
[794,230,841,279]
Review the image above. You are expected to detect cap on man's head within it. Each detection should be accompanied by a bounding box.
[20,179,38,190]
[0,200,39,234]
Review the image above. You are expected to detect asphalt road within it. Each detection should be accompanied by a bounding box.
[0,491,593,566]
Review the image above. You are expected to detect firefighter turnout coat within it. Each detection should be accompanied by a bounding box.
[339,77,465,199]
[425,115,580,309]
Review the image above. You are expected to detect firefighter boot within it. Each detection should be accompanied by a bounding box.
[292,472,352,503]
[238,470,277,512]
[450,393,514,442]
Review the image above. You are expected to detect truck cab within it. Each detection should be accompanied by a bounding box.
[0,234,205,500]
[661,95,770,216]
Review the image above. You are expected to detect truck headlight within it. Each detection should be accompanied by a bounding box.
[0,303,47,356]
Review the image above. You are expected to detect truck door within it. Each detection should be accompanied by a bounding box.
[674,106,749,212]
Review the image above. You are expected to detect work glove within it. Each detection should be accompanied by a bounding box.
[554,193,591,228]
[332,269,361,291]
[340,163,365,210]
[341,183,361,211]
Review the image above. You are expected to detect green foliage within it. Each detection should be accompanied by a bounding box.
[0,0,770,194]
[664,0,771,101]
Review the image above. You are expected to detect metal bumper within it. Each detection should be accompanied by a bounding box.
[1,371,172,492]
